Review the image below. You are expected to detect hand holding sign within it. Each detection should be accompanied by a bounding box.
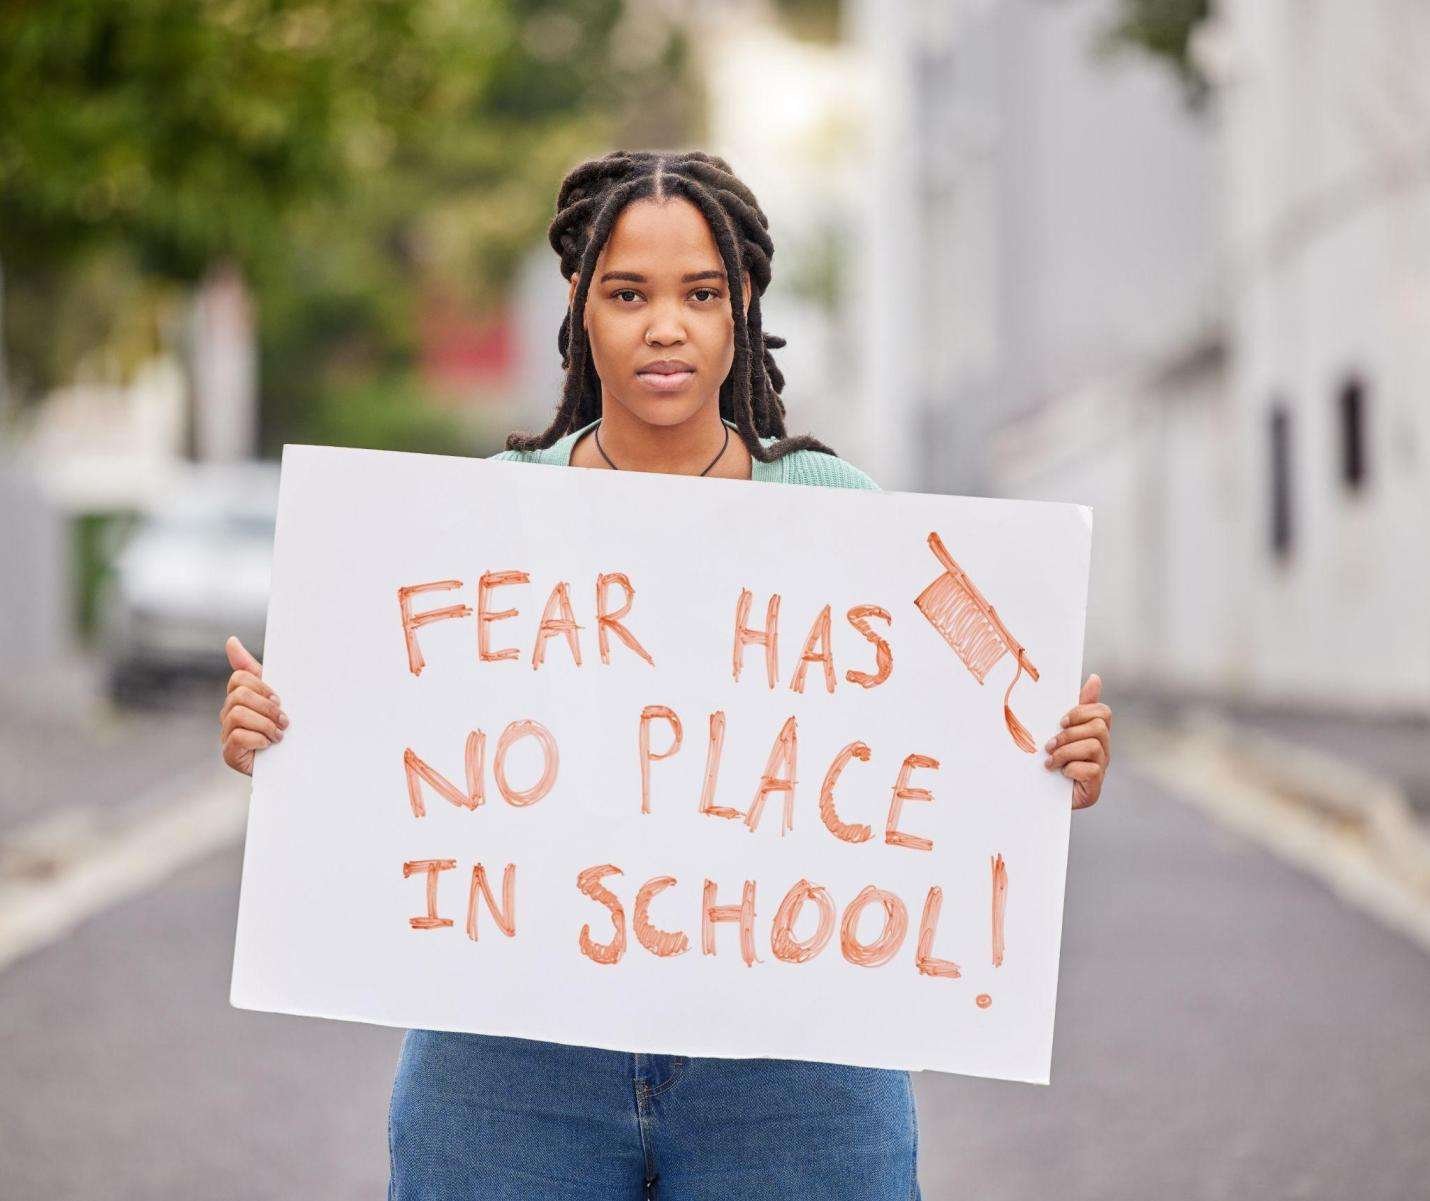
[1045,673,1111,809]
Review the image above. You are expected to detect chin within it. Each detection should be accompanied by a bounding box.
[618,394,711,429]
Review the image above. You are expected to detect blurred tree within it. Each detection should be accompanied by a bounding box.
[0,0,694,448]
[1096,0,1213,107]
[769,0,842,44]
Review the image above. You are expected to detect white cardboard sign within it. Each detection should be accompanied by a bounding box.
[229,444,1092,1084]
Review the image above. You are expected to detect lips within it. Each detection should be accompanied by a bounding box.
[635,360,695,392]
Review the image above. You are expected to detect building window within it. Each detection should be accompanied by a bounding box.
[1339,375,1368,490]
[1270,402,1293,559]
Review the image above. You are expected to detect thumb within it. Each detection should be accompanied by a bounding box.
[1079,672,1101,704]
[226,635,263,677]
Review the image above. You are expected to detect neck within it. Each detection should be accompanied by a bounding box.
[595,399,729,475]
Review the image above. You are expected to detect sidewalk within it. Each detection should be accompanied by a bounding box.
[1121,687,1430,822]
[0,653,241,970]
[1117,686,1430,952]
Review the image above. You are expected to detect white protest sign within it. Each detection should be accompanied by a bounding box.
[230,444,1092,1085]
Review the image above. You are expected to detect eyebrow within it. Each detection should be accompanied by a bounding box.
[598,270,727,284]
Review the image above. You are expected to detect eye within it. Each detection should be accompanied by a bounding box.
[691,288,722,303]
[613,288,641,303]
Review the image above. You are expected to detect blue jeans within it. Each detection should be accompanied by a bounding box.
[388,1030,922,1199]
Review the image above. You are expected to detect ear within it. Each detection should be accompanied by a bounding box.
[742,270,752,318]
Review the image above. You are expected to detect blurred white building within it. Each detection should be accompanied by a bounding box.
[873,0,1430,716]
[1202,0,1430,713]
[847,0,1218,495]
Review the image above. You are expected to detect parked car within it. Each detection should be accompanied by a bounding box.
[98,462,279,702]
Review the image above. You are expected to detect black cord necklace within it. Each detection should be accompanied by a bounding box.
[593,420,730,477]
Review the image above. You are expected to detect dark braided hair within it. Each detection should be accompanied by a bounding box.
[505,149,836,463]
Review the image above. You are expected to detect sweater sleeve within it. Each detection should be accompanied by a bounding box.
[783,449,882,492]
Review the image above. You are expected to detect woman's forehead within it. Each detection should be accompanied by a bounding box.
[597,196,722,275]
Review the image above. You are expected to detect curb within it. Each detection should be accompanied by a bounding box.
[1121,709,1430,955]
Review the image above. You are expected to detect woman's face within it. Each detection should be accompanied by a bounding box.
[572,195,751,431]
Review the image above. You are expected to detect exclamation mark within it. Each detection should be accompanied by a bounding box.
[991,852,1008,968]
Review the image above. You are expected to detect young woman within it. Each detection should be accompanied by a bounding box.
[219,149,1113,1201]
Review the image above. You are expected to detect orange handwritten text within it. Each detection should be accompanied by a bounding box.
[839,885,909,967]
[564,871,1001,976]
[477,570,530,662]
[702,878,761,966]
[596,572,655,666]
[397,581,472,676]
[466,862,517,941]
[653,708,940,846]
[818,740,874,843]
[698,710,741,821]
[991,853,1008,967]
[633,875,690,957]
[396,571,655,672]
[790,605,836,695]
[492,719,559,807]
[745,715,799,837]
[403,731,485,817]
[402,859,457,929]
[770,878,837,963]
[884,753,940,852]
[914,886,961,978]
[845,604,893,689]
[638,706,683,815]
[577,864,627,964]
[406,720,558,815]
[732,588,781,688]
[731,593,897,692]
[531,580,583,669]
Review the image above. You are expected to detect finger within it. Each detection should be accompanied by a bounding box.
[1059,701,1111,730]
[222,704,283,745]
[1063,759,1103,803]
[226,669,278,703]
[220,685,286,728]
[226,635,264,677]
[1072,782,1100,810]
[1044,717,1107,754]
[223,727,269,773]
[1045,737,1106,771]
[1078,673,1101,705]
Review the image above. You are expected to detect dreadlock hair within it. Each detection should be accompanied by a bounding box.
[505,149,837,463]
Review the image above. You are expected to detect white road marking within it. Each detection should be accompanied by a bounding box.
[0,770,249,972]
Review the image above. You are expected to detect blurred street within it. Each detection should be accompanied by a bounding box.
[0,661,217,836]
[2,678,1427,1200]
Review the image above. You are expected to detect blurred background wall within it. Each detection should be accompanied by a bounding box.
[2,0,1427,718]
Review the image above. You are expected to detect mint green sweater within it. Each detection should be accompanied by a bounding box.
[489,417,881,491]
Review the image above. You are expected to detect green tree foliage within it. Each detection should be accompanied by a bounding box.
[0,0,694,443]
[1096,0,1213,107]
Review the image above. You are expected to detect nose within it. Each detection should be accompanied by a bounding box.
[644,298,687,347]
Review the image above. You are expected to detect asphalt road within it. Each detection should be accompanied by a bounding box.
[0,671,219,834]
[2,713,1428,1199]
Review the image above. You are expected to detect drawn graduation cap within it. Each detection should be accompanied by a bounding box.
[914,531,1040,753]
